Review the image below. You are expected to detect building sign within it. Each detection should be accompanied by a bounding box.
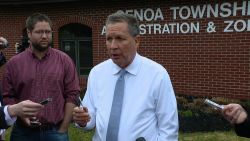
[101,1,250,35]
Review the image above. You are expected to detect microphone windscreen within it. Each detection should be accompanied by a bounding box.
[136,137,146,141]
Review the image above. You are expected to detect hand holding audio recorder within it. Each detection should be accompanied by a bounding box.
[204,99,224,110]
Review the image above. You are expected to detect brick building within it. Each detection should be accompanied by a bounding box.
[0,0,249,99]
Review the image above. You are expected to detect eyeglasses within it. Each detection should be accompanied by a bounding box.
[33,30,52,36]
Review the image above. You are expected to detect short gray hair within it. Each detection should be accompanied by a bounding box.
[0,37,8,48]
[106,12,139,37]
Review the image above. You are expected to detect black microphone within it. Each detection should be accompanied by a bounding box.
[136,137,146,141]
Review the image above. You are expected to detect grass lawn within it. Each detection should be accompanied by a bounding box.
[3,124,250,141]
[179,131,250,141]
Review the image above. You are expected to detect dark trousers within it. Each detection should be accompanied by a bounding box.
[10,119,69,141]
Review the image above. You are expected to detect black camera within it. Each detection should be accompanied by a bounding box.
[0,37,9,49]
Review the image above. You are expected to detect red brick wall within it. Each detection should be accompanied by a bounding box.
[0,0,249,99]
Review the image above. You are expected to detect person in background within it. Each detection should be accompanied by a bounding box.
[222,103,250,138]
[0,39,43,140]
[0,37,8,67]
[73,12,178,141]
[15,36,30,54]
[2,13,80,141]
[0,37,8,141]
[0,100,43,129]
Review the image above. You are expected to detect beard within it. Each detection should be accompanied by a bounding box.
[32,41,51,52]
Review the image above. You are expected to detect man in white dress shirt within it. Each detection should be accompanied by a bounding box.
[73,12,179,141]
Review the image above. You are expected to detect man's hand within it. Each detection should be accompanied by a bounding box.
[73,106,91,127]
[222,103,248,124]
[7,100,44,118]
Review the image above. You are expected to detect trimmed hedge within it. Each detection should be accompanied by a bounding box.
[177,95,250,132]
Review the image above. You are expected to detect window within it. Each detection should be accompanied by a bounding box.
[59,23,92,76]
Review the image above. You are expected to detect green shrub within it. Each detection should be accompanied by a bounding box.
[177,95,234,132]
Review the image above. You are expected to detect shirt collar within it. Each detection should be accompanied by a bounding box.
[112,53,141,76]
[27,46,51,59]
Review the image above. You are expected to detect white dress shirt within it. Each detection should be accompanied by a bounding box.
[82,53,179,141]
[4,106,17,126]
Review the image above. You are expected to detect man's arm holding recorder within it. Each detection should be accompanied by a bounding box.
[205,99,250,138]
[204,99,250,138]
[1,100,43,129]
[222,103,250,138]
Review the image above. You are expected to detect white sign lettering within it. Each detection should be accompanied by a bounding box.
[117,8,164,21]
[171,1,250,19]
[101,1,250,35]
[224,20,250,32]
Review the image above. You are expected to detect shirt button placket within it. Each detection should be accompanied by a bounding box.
[35,60,42,99]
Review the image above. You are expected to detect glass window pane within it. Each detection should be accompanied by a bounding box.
[62,41,76,64]
[79,41,92,75]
